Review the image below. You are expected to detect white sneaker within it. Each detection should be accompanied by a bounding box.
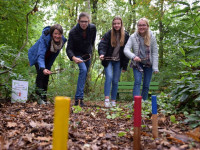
[105,100,111,107]
[111,101,116,107]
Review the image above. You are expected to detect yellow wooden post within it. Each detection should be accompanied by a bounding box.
[53,96,71,150]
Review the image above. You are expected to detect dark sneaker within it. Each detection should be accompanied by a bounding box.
[74,99,79,106]
[80,99,86,107]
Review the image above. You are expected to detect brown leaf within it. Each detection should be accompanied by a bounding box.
[160,140,171,147]
[179,144,189,149]
[91,144,99,150]
[83,144,92,150]
[174,134,192,143]
[158,114,167,126]
[8,130,19,137]
[34,136,52,141]
[99,133,105,137]
[186,127,200,142]
[39,142,51,146]
[23,133,34,142]
[167,135,185,144]
[29,120,37,128]
[7,122,17,128]
[169,146,180,150]
[32,102,37,106]
[141,131,151,137]
[10,114,17,117]
[19,110,26,116]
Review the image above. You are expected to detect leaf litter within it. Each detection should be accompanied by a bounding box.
[0,101,199,149]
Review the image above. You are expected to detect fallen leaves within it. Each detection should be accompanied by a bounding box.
[7,122,17,128]
[0,101,199,149]
[186,127,200,142]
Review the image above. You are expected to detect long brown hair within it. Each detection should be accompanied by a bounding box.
[111,16,125,47]
[137,18,150,47]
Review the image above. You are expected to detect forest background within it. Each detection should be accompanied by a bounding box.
[0,0,200,128]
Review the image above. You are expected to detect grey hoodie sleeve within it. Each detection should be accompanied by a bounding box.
[124,34,137,60]
[151,35,159,72]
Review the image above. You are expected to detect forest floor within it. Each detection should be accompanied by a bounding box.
[0,101,199,150]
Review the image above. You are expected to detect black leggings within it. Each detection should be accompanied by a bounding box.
[35,64,49,102]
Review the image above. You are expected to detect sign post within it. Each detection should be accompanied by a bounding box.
[11,80,28,103]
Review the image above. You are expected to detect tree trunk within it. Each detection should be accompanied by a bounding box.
[127,0,136,34]
[158,0,164,67]
[84,0,98,95]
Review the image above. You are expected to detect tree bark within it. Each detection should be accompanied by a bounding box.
[158,0,164,67]
[127,0,136,34]
[84,0,98,95]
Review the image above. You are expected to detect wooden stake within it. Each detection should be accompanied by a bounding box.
[152,114,158,138]
[134,96,142,150]
[53,96,71,150]
[134,127,141,150]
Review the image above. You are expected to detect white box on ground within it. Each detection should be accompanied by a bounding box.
[11,80,28,103]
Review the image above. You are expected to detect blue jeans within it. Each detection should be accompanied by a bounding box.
[133,63,153,100]
[75,57,91,100]
[104,61,121,100]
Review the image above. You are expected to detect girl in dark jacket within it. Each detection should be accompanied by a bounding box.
[28,24,67,104]
[98,16,129,107]
[66,12,96,107]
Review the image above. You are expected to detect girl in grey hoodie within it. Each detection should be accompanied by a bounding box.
[124,18,158,100]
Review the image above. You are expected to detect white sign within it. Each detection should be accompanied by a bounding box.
[11,80,28,103]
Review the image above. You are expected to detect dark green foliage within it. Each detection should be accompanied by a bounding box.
[170,71,200,110]
[184,111,200,128]
[0,0,44,100]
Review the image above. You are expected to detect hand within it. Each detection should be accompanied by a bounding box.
[43,69,52,75]
[72,56,83,64]
[122,70,126,73]
[133,56,141,62]
[154,71,159,74]
[99,55,104,60]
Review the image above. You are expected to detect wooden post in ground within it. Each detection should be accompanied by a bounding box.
[53,96,71,150]
[151,95,158,138]
[134,96,142,150]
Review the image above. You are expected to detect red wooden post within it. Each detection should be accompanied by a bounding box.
[134,96,142,150]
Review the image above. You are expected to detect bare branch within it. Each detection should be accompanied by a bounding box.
[1,0,39,76]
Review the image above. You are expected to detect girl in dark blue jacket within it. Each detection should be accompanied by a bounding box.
[28,24,67,104]
[98,16,129,107]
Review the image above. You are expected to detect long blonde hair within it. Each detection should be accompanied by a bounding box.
[111,16,125,47]
[137,18,150,47]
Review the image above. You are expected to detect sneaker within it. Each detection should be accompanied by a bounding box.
[46,101,51,104]
[111,101,116,107]
[80,99,86,107]
[38,99,46,105]
[105,100,111,107]
[74,99,79,106]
